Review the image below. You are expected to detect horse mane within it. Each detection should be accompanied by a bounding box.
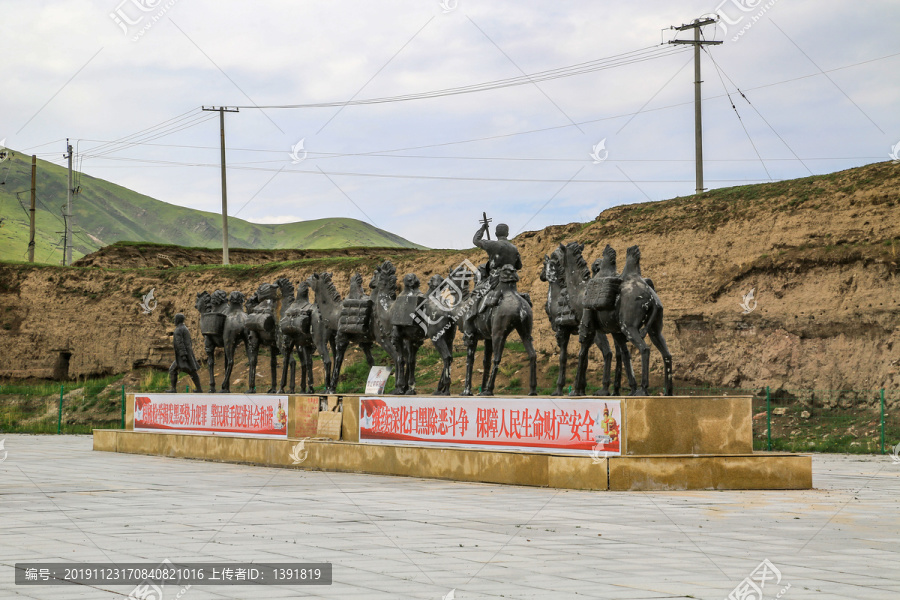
[566,242,591,281]
[622,245,642,278]
[321,273,342,302]
[376,261,397,294]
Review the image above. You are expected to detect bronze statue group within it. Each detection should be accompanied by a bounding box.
[170,220,673,397]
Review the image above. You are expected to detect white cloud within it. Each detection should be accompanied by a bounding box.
[3,0,898,248]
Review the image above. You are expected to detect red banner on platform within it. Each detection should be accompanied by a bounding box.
[134,394,289,438]
[359,396,621,455]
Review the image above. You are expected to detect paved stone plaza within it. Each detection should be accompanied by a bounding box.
[1,435,898,599]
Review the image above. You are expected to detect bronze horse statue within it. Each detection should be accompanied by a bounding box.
[244,282,282,394]
[560,243,672,396]
[220,291,252,393]
[278,280,316,394]
[306,272,377,394]
[389,273,428,394]
[460,264,537,396]
[369,261,458,395]
[541,250,621,396]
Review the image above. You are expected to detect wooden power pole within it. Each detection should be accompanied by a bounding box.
[64,140,74,265]
[202,106,239,265]
[29,155,36,262]
[669,18,721,194]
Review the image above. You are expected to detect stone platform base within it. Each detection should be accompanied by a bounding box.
[93,430,811,491]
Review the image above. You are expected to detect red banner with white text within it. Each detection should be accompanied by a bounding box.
[134,394,289,438]
[359,396,621,455]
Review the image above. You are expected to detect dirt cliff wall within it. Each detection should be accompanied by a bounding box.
[1,162,897,399]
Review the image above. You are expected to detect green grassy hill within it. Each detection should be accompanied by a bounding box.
[0,150,424,263]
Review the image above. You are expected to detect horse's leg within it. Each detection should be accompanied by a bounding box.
[621,325,650,396]
[552,329,568,396]
[330,333,349,393]
[314,331,331,393]
[462,334,476,396]
[612,339,623,396]
[482,331,507,396]
[432,335,453,395]
[406,339,422,395]
[278,339,293,394]
[288,349,296,394]
[573,310,594,396]
[516,324,538,396]
[648,327,673,397]
[611,331,638,394]
[362,343,376,367]
[247,334,259,394]
[593,332,613,396]
[267,343,279,394]
[221,337,235,393]
[204,337,217,390]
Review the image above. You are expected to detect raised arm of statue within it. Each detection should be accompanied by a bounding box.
[473,224,489,249]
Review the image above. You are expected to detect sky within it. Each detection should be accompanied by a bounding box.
[2,0,898,249]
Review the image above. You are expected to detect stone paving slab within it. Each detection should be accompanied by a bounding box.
[0,434,898,599]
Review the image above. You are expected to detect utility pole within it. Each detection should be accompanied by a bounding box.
[29,155,36,262]
[669,17,721,194]
[64,140,74,265]
[202,106,239,265]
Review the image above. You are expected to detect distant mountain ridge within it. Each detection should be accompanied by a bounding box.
[0,150,425,263]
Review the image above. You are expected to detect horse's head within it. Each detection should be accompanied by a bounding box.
[195,291,211,313]
[427,274,444,295]
[274,277,294,297]
[228,290,245,308]
[626,245,641,261]
[295,280,310,301]
[256,282,277,302]
[371,260,396,291]
[592,244,617,277]
[498,264,519,284]
[210,290,228,307]
[402,273,420,293]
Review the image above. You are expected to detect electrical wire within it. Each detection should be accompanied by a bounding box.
[701,42,773,182]
[235,45,689,109]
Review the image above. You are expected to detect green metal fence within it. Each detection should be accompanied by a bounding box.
[0,377,897,454]
[0,380,127,435]
[673,386,897,454]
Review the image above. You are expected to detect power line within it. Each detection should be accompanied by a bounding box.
[20,49,898,166]
[702,43,773,182]
[234,45,689,109]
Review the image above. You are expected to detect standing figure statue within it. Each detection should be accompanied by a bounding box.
[461,218,536,396]
[166,313,203,393]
